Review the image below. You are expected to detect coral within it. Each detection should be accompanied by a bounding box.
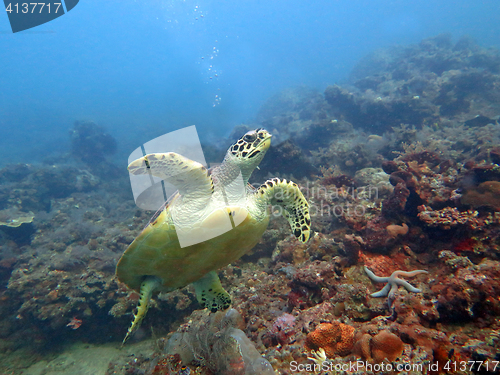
[363,216,402,252]
[287,260,338,309]
[381,182,410,218]
[307,348,332,369]
[438,250,474,270]
[329,282,373,321]
[0,163,101,217]
[354,167,390,187]
[432,259,500,323]
[320,166,357,188]
[353,333,371,360]
[342,216,410,256]
[461,180,500,210]
[311,133,383,174]
[466,163,500,184]
[305,322,355,357]
[360,250,417,280]
[353,330,404,363]
[340,234,362,264]
[0,207,34,228]
[0,207,36,245]
[371,330,404,362]
[269,313,296,345]
[386,223,409,238]
[417,205,481,230]
[390,321,451,359]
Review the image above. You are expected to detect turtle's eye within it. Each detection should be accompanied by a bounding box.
[243,133,257,142]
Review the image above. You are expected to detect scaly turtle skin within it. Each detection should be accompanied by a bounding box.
[116,129,310,343]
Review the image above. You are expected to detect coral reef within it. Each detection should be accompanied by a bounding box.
[326,34,500,133]
[4,34,500,375]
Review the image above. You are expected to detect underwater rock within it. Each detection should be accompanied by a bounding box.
[362,216,406,253]
[325,34,500,133]
[354,167,390,187]
[461,180,500,210]
[256,86,329,144]
[0,207,35,245]
[0,163,100,214]
[165,309,274,375]
[490,146,500,165]
[287,260,338,309]
[382,182,410,219]
[296,120,342,150]
[321,172,356,189]
[255,139,317,179]
[268,312,296,346]
[432,259,500,323]
[324,84,435,133]
[228,328,275,375]
[467,163,500,183]
[464,114,495,127]
[330,281,373,321]
[70,121,117,165]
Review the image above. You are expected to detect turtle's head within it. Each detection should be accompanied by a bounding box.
[224,128,271,180]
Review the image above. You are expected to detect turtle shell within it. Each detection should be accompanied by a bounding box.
[116,194,270,293]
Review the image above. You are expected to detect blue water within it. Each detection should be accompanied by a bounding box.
[1,0,499,164]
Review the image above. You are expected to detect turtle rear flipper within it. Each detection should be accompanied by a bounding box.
[193,271,231,313]
[122,276,161,345]
[258,178,311,243]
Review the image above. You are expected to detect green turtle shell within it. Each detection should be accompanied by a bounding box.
[116,194,270,293]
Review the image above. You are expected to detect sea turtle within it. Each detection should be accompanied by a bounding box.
[116,128,310,343]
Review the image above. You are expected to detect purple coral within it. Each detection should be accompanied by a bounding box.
[270,313,296,345]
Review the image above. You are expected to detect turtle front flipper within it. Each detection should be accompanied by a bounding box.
[258,178,311,243]
[193,271,231,313]
[127,152,213,201]
[122,276,161,345]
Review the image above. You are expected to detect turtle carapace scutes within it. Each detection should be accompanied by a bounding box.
[116,128,311,343]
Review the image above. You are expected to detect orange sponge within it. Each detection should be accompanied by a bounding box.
[352,330,404,363]
[305,322,355,357]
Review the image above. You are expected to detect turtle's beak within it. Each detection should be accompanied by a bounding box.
[260,132,272,150]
